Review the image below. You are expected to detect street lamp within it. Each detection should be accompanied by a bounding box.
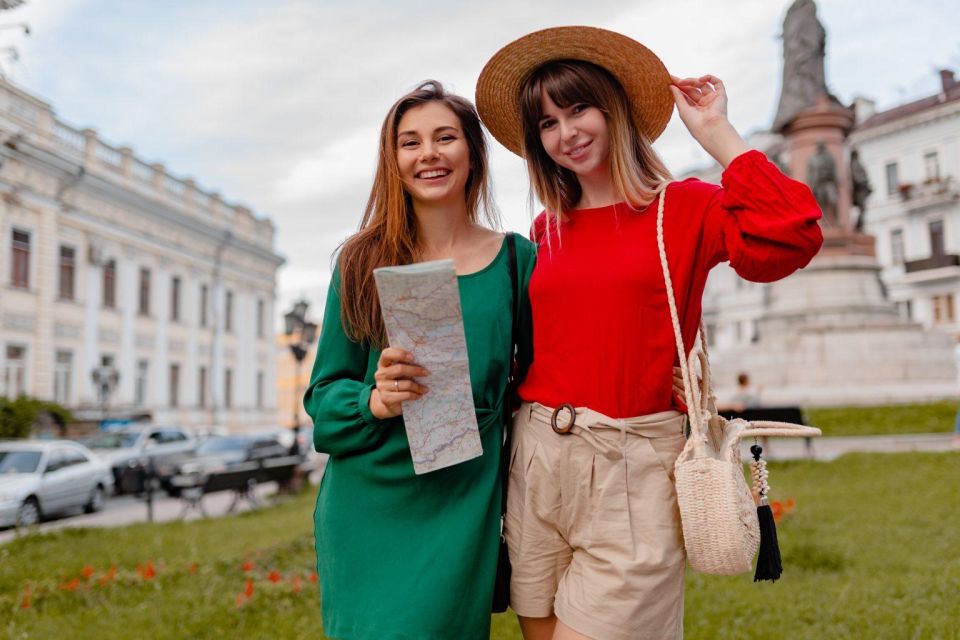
[284,299,318,438]
[91,362,120,429]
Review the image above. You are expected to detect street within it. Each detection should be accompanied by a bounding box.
[0,480,290,546]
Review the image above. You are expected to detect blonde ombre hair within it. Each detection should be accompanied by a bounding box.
[519,60,673,232]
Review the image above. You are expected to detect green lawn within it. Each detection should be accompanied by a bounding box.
[2,451,958,639]
[805,401,958,437]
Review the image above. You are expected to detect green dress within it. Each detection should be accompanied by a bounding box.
[304,234,536,640]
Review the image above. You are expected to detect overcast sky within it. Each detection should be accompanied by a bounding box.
[4,0,957,322]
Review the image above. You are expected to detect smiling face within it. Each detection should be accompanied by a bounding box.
[395,101,472,208]
[537,91,611,180]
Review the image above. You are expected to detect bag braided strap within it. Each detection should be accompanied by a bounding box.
[654,183,820,575]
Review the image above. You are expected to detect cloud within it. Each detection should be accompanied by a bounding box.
[12,0,958,325]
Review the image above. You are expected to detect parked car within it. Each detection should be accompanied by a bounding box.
[155,433,290,495]
[0,440,114,528]
[83,425,197,493]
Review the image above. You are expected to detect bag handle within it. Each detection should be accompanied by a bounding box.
[654,185,821,450]
[654,183,710,456]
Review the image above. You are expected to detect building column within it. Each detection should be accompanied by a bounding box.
[153,265,170,409]
[81,246,102,404]
[117,247,137,405]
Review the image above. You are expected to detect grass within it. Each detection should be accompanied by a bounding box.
[2,451,959,639]
[805,401,958,437]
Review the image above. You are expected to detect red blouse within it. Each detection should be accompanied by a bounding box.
[518,150,824,419]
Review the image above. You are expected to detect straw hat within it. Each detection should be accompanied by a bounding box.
[476,26,673,157]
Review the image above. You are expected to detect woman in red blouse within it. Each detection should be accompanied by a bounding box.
[476,27,823,640]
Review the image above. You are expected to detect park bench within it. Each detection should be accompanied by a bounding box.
[174,455,302,519]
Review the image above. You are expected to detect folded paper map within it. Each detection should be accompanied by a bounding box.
[373,260,482,474]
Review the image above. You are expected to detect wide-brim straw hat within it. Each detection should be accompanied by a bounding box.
[476,26,673,157]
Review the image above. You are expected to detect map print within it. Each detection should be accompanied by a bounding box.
[374,260,482,474]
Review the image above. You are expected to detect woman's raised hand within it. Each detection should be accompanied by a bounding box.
[369,347,429,419]
[668,74,750,168]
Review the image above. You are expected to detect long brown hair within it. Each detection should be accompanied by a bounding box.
[519,60,673,227]
[337,80,497,346]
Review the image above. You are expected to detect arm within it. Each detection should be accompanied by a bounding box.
[302,270,394,457]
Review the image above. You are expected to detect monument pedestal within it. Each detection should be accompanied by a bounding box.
[713,247,956,406]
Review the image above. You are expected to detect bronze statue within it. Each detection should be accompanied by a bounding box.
[773,0,832,132]
[850,149,872,232]
[807,141,838,227]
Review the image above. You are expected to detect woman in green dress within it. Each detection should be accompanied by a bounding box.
[303,81,536,640]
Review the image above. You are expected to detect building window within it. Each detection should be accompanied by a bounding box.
[53,350,72,405]
[10,229,30,288]
[135,359,148,406]
[225,290,234,333]
[103,260,117,308]
[198,366,207,408]
[59,246,76,300]
[200,285,208,327]
[256,298,265,338]
[885,162,899,195]
[169,364,180,408]
[256,370,264,409]
[929,220,945,257]
[890,228,905,266]
[171,276,181,322]
[4,344,27,397]
[224,368,233,409]
[138,268,151,315]
[933,294,956,325]
[924,151,940,182]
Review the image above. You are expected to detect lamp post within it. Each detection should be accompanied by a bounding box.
[91,362,119,429]
[284,299,318,441]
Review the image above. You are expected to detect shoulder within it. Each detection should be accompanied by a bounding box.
[509,232,537,270]
[530,211,549,244]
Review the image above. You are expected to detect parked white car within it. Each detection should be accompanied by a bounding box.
[0,440,114,528]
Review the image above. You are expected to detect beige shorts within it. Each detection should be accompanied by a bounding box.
[505,402,687,640]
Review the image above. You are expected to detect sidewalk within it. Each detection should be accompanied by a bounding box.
[739,432,957,461]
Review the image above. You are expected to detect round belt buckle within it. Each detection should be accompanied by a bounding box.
[551,403,576,435]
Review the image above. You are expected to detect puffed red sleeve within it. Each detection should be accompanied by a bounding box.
[701,149,823,282]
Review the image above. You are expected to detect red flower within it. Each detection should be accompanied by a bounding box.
[770,501,784,523]
[309,572,318,584]
[235,593,248,608]
[59,578,80,592]
[291,575,303,594]
[241,561,254,573]
[784,497,796,512]
[244,579,255,598]
[137,561,156,580]
[20,584,31,609]
[188,562,198,575]
[80,565,95,580]
[268,570,282,584]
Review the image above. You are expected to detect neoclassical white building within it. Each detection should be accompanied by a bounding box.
[848,69,960,333]
[0,77,284,430]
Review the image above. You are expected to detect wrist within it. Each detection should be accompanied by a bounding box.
[697,120,751,168]
[368,388,389,420]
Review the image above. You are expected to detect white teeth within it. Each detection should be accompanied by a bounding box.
[418,169,450,179]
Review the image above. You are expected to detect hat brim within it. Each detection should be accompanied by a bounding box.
[476,26,674,157]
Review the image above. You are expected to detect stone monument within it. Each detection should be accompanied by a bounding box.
[712,0,956,406]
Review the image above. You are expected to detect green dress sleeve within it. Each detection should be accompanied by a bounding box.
[303,268,393,457]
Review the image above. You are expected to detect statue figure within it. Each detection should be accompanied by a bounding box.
[807,141,838,227]
[850,149,872,232]
[773,0,832,132]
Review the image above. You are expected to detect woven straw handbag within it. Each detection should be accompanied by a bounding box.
[654,183,822,576]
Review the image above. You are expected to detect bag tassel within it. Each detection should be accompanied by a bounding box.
[751,443,782,582]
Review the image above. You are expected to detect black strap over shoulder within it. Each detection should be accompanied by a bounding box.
[501,233,519,516]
